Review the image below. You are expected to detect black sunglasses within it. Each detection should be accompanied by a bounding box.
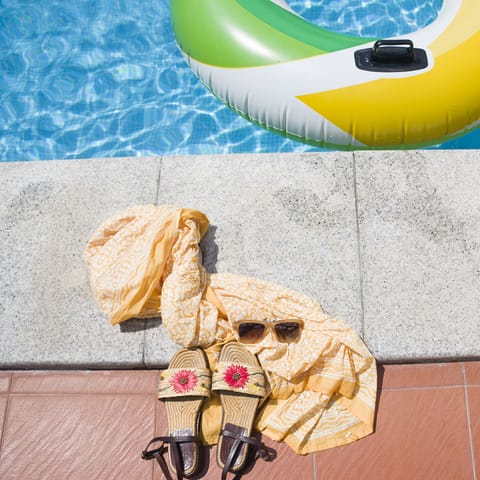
[234,320,303,344]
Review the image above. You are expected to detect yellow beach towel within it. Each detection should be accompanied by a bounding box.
[84,205,377,454]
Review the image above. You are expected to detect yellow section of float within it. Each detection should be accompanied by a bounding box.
[429,0,478,55]
[298,0,480,147]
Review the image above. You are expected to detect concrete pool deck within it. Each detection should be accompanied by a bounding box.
[0,150,479,368]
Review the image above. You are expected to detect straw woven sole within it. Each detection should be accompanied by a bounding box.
[216,343,262,472]
[165,348,207,477]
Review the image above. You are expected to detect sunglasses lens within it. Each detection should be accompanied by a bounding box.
[237,323,265,343]
[275,322,301,342]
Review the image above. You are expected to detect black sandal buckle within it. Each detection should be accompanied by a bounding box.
[141,436,169,461]
[257,444,276,462]
[141,444,167,460]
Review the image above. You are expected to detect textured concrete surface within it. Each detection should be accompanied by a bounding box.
[0,157,162,367]
[0,151,479,368]
[356,150,480,361]
[146,152,362,365]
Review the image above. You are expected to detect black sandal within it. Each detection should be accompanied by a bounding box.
[213,343,276,478]
[142,435,197,480]
[141,348,211,479]
[219,425,276,480]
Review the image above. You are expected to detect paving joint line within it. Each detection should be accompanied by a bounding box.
[462,364,477,480]
[0,379,13,461]
[312,450,317,479]
[154,155,163,205]
[141,155,165,368]
[382,384,466,392]
[352,152,366,339]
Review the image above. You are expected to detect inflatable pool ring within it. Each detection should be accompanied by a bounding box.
[170,0,480,150]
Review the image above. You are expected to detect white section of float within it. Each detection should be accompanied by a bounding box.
[186,52,365,147]
[185,44,432,147]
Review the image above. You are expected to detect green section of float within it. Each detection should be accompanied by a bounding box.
[237,0,371,52]
[170,0,369,68]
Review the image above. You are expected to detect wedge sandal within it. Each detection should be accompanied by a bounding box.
[142,348,211,480]
[213,342,276,479]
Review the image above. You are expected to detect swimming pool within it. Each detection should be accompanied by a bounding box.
[1,0,478,162]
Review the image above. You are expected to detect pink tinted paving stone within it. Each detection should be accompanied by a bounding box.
[0,396,7,444]
[201,436,314,480]
[380,362,464,389]
[152,401,168,480]
[10,370,159,394]
[0,393,156,480]
[0,373,11,447]
[314,387,472,480]
[468,387,480,478]
[464,362,480,385]
[0,373,11,393]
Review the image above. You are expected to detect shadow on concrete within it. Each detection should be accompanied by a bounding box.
[120,317,163,333]
[200,224,219,273]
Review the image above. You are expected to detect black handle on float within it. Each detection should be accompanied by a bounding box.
[354,38,428,72]
[371,39,414,62]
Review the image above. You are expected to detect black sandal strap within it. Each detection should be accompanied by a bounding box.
[141,435,197,480]
[220,427,276,480]
[222,435,243,480]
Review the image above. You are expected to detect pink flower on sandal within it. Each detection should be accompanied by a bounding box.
[170,369,198,394]
[224,364,249,389]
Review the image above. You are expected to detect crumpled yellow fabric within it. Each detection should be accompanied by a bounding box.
[84,205,377,454]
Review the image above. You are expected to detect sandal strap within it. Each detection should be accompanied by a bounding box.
[158,367,211,399]
[141,435,197,480]
[212,362,265,397]
[220,426,276,480]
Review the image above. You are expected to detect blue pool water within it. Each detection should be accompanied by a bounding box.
[0,0,478,162]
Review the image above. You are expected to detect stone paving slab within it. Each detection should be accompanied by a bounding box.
[1,152,480,368]
[356,150,480,361]
[145,152,362,365]
[0,157,161,368]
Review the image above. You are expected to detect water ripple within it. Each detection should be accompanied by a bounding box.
[0,0,477,161]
